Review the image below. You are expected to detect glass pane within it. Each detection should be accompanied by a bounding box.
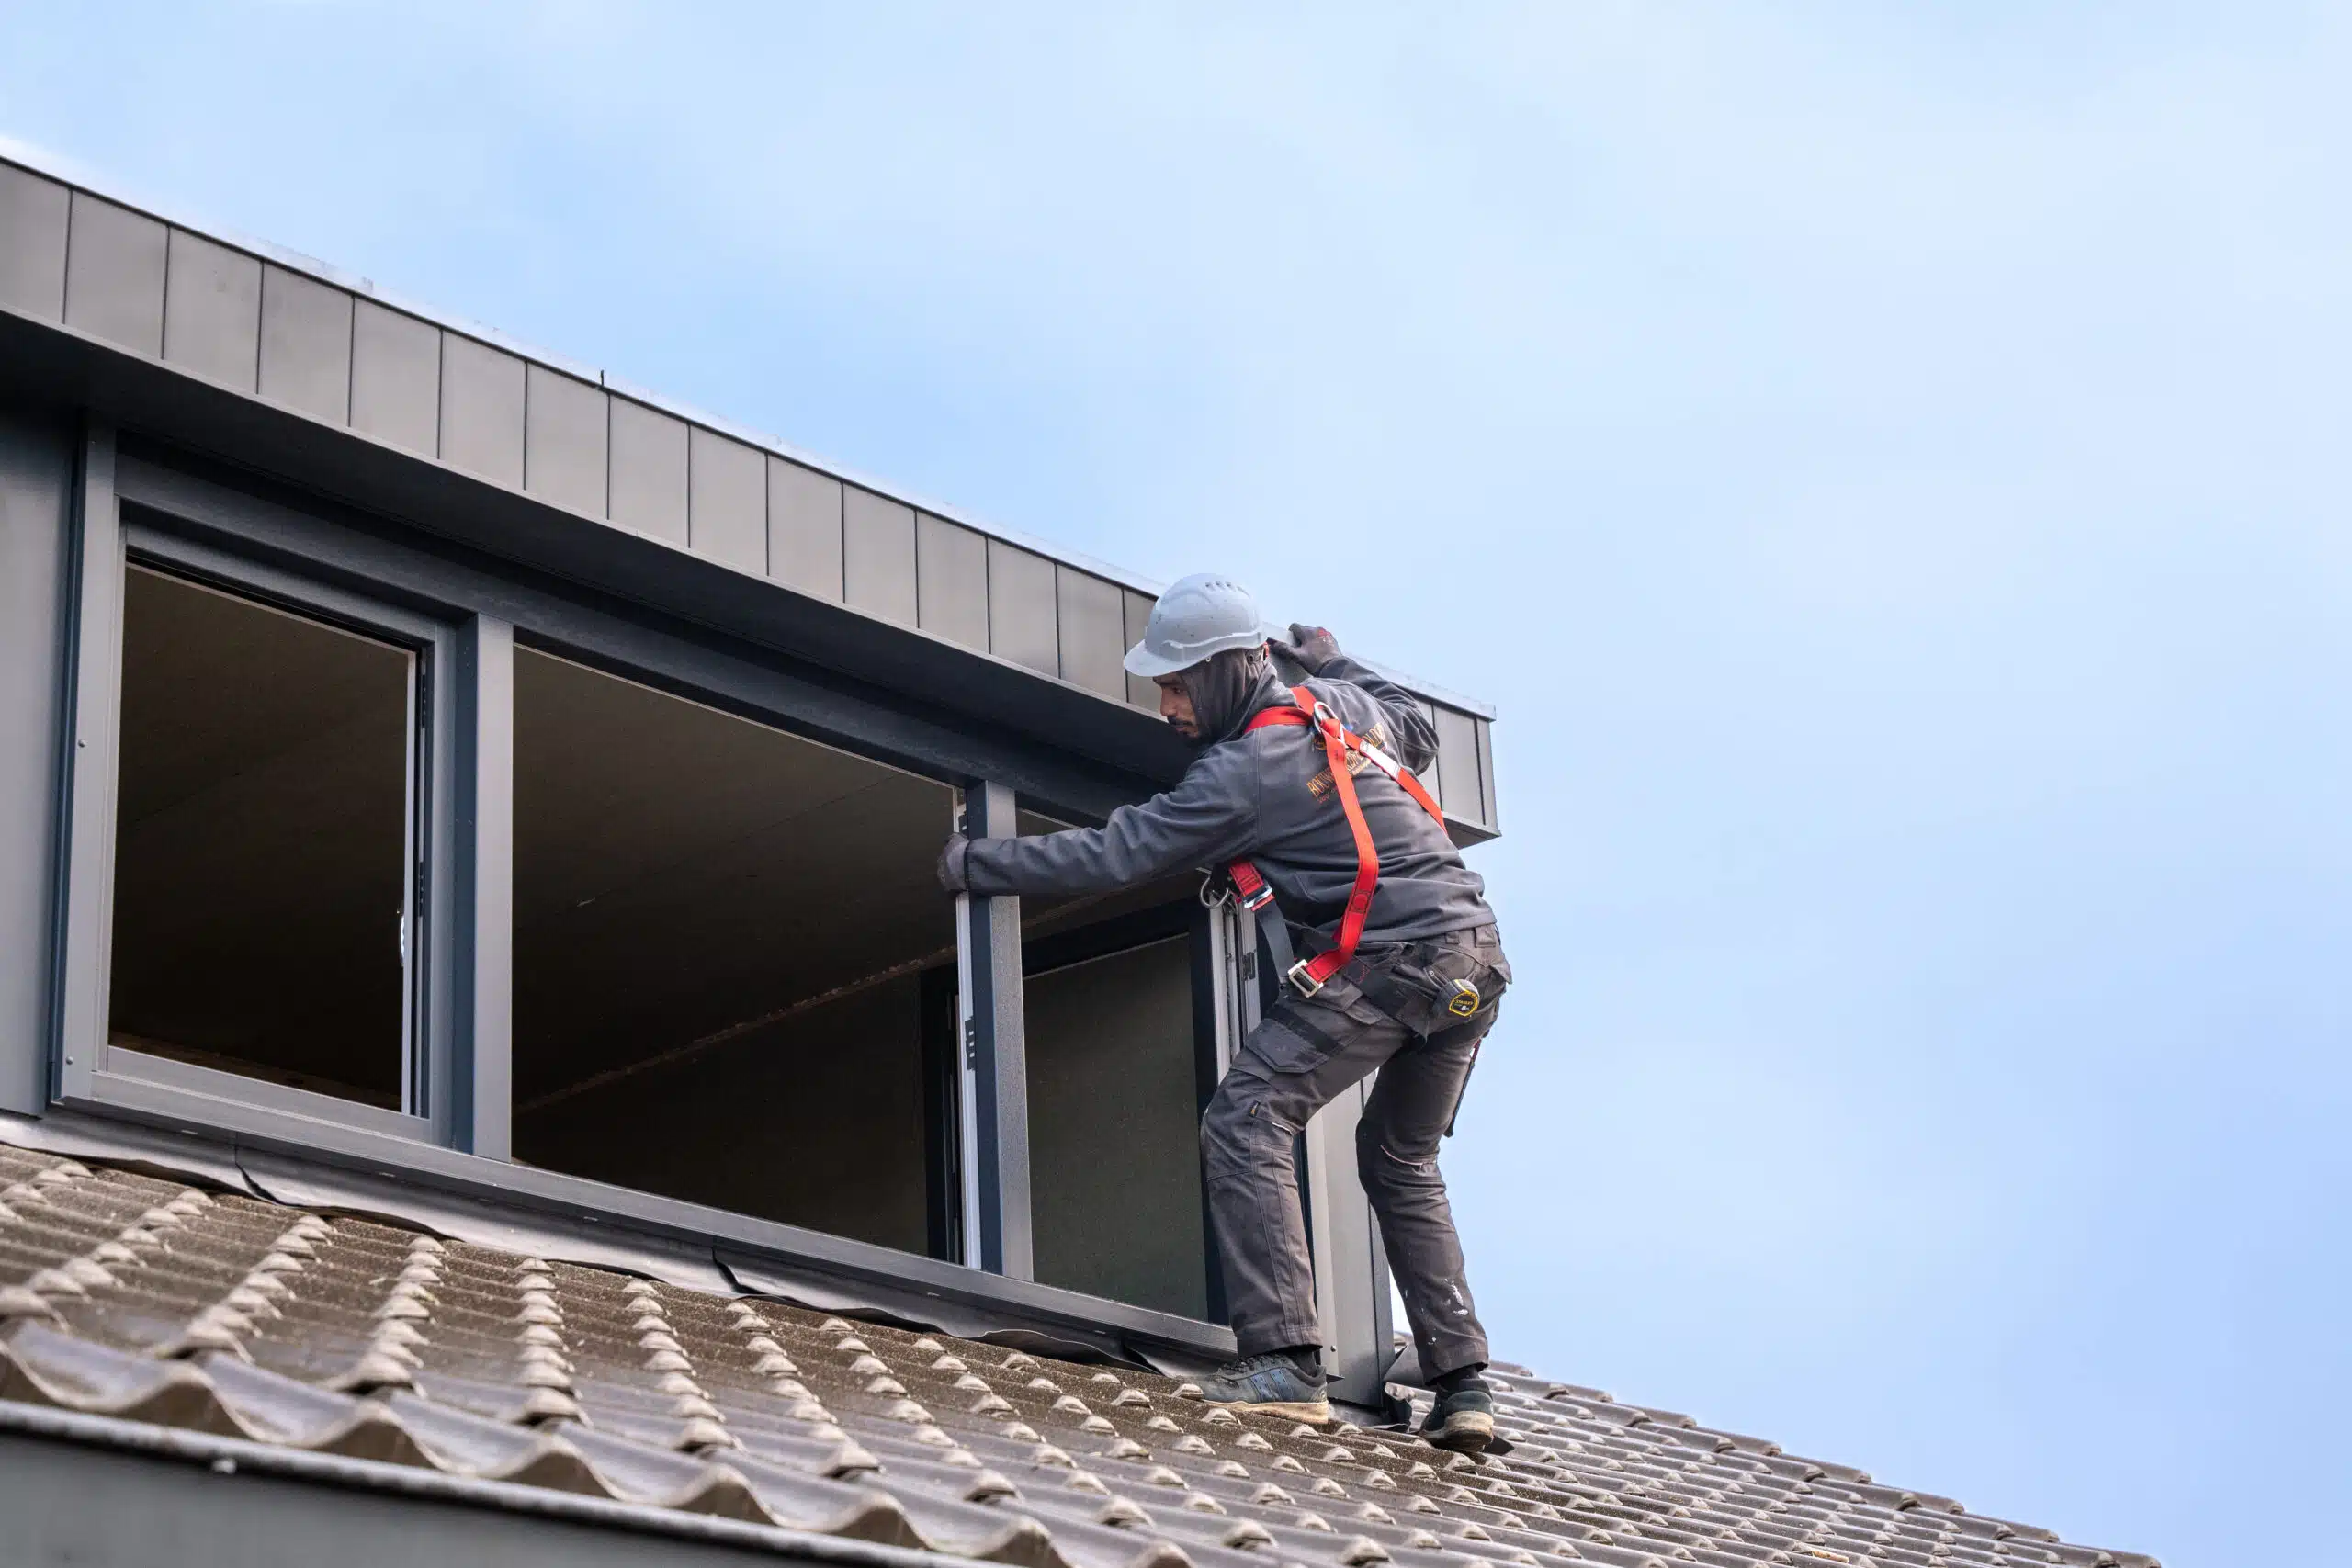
[509,649,956,1256]
[1026,932,1212,1319]
[109,566,414,1109]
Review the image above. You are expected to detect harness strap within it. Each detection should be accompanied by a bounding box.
[1226,685,1447,997]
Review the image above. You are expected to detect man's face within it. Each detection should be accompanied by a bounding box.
[1155,672,1200,739]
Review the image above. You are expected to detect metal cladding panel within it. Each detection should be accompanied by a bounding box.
[161,230,260,393]
[842,485,917,626]
[0,410,70,1115]
[257,264,352,424]
[63,194,166,356]
[522,364,606,518]
[437,333,526,489]
[765,456,842,602]
[687,426,765,574]
[606,398,688,545]
[1434,705,1484,829]
[0,153,1504,792]
[348,298,441,457]
[1055,566,1125,701]
[0,164,70,321]
[1476,715,1498,830]
[1413,698,1445,809]
[987,538,1058,677]
[914,512,989,650]
[1121,589,1157,710]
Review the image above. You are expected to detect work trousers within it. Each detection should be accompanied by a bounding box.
[1199,923,1505,1381]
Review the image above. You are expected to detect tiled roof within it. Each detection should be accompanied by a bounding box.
[0,1138,2151,1568]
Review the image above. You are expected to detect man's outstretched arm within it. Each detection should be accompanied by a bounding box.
[943,748,1261,899]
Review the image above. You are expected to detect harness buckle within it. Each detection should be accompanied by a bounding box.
[1285,959,1327,998]
[1237,882,1276,913]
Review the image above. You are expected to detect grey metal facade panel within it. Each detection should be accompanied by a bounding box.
[0,163,70,321]
[687,426,766,575]
[1121,590,1157,711]
[348,298,441,457]
[438,333,527,489]
[1054,567,1125,702]
[257,264,352,425]
[914,512,988,650]
[523,364,607,518]
[160,230,260,393]
[766,457,842,603]
[1433,705,1484,828]
[1475,716,1498,832]
[607,398,689,546]
[986,540,1058,678]
[842,486,917,626]
[1,149,1498,732]
[0,409,70,1116]
[62,193,166,356]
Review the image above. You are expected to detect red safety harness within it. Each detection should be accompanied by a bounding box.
[1225,684,1448,997]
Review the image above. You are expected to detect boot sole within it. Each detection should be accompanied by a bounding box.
[1209,1396,1332,1425]
[1424,1409,1494,1454]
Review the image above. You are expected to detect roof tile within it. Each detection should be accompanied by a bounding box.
[0,1137,2148,1568]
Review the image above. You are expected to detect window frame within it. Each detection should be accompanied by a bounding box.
[55,439,460,1145]
[48,429,1261,1365]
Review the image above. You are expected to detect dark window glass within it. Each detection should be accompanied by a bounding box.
[1018,807,1218,1319]
[108,566,415,1108]
[509,649,955,1255]
[1026,932,1212,1318]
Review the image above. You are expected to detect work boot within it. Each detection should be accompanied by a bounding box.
[1193,1348,1330,1425]
[1419,1367,1496,1454]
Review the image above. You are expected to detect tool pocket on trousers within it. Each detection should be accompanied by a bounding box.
[1247,979,1382,1075]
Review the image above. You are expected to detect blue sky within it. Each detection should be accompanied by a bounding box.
[6,5,2346,1560]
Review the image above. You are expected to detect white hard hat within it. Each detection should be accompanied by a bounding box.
[1124,573,1268,678]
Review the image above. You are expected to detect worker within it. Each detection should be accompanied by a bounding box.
[936,572,1510,1453]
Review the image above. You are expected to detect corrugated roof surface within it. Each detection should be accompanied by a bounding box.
[0,1138,2150,1568]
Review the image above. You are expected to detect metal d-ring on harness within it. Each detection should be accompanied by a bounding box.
[1221,686,1476,1012]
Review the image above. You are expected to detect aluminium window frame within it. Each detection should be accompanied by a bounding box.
[53,428,460,1145]
[43,434,1250,1365]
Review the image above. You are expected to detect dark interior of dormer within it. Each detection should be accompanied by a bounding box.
[107,564,415,1111]
[509,649,957,1258]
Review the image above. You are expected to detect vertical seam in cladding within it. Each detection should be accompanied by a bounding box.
[57,190,74,327]
[758,440,774,577]
[341,281,356,432]
[832,477,846,600]
[158,229,175,370]
[684,421,695,554]
[432,329,447,461]
[519,355,533,492]
[249,248,264,394]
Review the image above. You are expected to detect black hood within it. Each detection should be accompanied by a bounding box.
[1182,646,1282,746]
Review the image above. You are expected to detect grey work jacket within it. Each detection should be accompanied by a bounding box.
[962,656,1494,948]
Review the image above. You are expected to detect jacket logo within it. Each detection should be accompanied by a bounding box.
[1305,720,1386,799]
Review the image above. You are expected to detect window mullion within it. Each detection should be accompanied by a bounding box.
[452,615,514,1158]
[958,780,1033,1279]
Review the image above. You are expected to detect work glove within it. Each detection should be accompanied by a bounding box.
[1281,622,1342,675]
[936,833,972,894]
